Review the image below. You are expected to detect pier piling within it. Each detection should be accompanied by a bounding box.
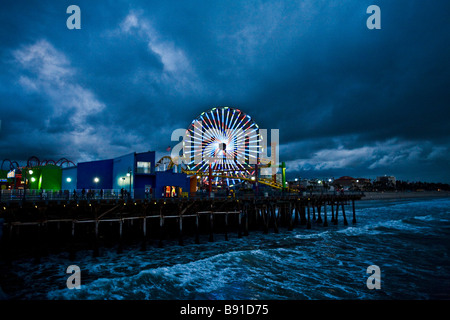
[262,207,268,234]
[299,204,307,226]
[342,203,348,226]
[294,204,299,225]
[238,211,242,238]
[33,223,41,264]
[0,194,362,259]
[272,204,279,233]
[158,216,164,248]
[334,201,339,225]
[224,213,228,241]
[141,217,147,251]
[307,202,311,229]
[288,203,293,231]
[93,220,99,257]
[317,204,323,224]
[118,219,123,253]
[69,220,76,261]
[178,217,184,246]
[209,213,214,242]
[331,203,335,223]
[195,214,200,244]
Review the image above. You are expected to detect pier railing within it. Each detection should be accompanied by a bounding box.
[0,189,134,202]
[0,188,364,203]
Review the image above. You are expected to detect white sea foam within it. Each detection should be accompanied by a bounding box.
[46,248,283,300]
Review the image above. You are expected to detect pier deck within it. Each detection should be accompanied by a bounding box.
[0,194,363,262]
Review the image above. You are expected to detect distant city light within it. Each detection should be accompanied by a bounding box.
[66,177,72,183]
[31,177,36,182]
[318,180,322,184]
[28,170,33,175]
[328,179,332,182]
[94,177,100,183]
[126,173,131,177]
[295,178,298,182]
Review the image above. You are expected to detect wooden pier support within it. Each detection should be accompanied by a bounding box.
[0,222,12,266]
[299,204,307,226]
[334,201,339,225]
[352,200,357,224]
[178,216,184,246]
[288,203,293,231]
[262,207,269,234]
[316,204,323,224]
[272,205,279,234]
[342,202,348,226]
[224,213,228,241]
[158,216,164,248]
[307,202,311,229]
[331,203,335,223]
[238,211,242,238]
[323,203,328,227]
[33,223,41,264]
[118,219,123,253]
[141,217,147,251]
[209,213,214,242]
[93,220,99,257]
[195,215,200,244]
[69,220,76,261]
[244,210,249,236]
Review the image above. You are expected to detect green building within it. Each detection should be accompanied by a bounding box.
[24,165,62,190]
[0,169,7,190]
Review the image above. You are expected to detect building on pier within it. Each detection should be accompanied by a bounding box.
[61,151,190,199]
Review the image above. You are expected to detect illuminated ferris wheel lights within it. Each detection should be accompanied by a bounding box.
[184,107,261,183]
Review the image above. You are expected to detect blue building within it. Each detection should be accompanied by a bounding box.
[61,166,77,191]
[77,159,114,190]
[61,151,190,199]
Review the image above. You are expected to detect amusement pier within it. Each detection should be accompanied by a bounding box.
[0,107,364,262]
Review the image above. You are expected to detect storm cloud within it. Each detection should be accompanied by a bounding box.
[1,0,449,182]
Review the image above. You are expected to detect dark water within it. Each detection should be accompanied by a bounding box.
[1,197,449,300]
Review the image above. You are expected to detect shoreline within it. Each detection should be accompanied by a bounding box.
[360,191,450,200]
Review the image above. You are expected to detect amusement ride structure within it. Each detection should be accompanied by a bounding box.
[157,107,287,191]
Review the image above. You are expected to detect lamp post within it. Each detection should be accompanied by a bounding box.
[23,169,33,201]
[121,177,126,199]
[127,167,132,199]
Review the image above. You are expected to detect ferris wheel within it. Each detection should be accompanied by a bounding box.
[183,107,262,182]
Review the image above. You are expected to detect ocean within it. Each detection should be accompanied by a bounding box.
[1,197,449,300]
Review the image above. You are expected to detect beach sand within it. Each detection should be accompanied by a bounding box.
[361,191,450,200]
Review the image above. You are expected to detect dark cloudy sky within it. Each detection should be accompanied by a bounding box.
[1,0,449,182]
